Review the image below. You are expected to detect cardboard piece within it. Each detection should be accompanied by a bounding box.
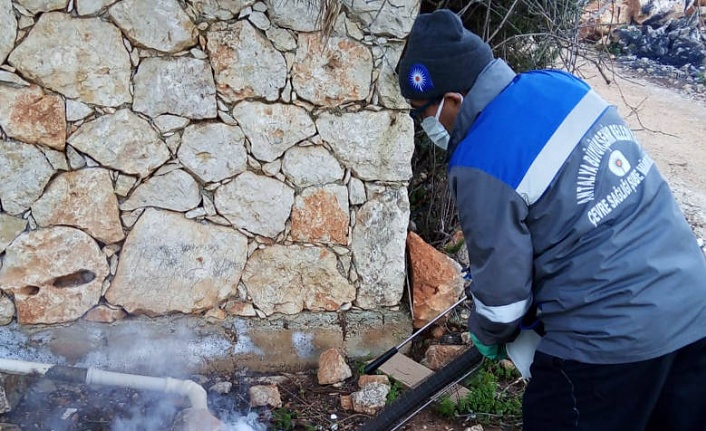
[377,353,470,402]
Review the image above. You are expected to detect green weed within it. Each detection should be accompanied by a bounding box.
[443,237,466,254]
[434,359,523,422]
[386,378,405,405]
[272,408,295,430]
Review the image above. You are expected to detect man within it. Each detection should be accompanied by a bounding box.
[397,8,706,431]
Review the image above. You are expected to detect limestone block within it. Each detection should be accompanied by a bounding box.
[8,13,131,107]
[0,226,109,324]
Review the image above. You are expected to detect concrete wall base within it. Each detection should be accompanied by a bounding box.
[0,310,412,376]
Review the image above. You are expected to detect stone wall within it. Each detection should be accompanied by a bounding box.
[0,0,419,369]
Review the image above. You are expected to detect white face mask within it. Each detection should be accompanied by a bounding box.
[420,97,450,150]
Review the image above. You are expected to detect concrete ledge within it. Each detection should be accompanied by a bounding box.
[343,309,412,360]
[0,310,412,375]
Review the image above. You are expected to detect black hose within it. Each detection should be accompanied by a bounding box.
[44,365,88,383]
[360,347,483,431]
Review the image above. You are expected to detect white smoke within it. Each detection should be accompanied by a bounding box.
[0,321,270,431]
[109,393,178,431]
[221,411,268,431]
[106,395,268,431]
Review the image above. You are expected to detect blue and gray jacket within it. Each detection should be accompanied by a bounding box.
[449,59,706,364]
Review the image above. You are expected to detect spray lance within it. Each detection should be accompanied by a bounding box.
[363,269,473,375]
[363,267,543,379]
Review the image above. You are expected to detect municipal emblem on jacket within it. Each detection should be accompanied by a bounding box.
[608,150,631,177]
[408,64,434,93]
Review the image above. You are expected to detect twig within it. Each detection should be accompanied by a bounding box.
[483,0,493,40]
[610,73,681,138]
[498,376,526,395]
[458,0,482,17]
[488,0,521,43]
[588,57,613,84]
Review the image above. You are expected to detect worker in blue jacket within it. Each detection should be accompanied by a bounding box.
[397,9,706,430]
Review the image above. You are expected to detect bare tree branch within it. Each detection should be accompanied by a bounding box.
[488,0,520,42]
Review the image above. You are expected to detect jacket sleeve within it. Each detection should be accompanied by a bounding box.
[449,165,534,345]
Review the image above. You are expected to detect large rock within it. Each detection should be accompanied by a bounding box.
[106,209,248,316]
[282,146,344,188]
[316,111,414,181]
[120,169,201,212]
[214,171,293,238]
[8,12,131,107]
[231,102,316,162]
[248,385,282,408]
[342,0,418,38]
[68,109,170,178]
[265,0,321,32]
[109,0,197,53]
[0,0,17,65]
[0,214,27,253]
[0,85,66,150]
[351,382,389,415]
[352,188,409,309]
[77,0,120,15]
[0,141,55,215]
[242,245,355,315]
[15,0,68,13]
[207,21,286,102]
[292,33,372,107]
[317,348,352,385]
[0,226,109,324]
[291,184,349,245]
[178,123,248,183]
[423,345,467,371]
[31,168,124,244]
[133,57,217,119]
[615,16,706,66]
[407,231,464,329]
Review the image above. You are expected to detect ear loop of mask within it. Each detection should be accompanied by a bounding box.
[434,97,446,120]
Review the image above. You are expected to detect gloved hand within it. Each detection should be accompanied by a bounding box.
[470,333,508,360]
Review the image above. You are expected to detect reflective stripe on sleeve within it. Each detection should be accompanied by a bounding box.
[473,296,532,324]
[516,90,609,205]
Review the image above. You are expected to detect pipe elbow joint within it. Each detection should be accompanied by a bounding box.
[166,378,208,410]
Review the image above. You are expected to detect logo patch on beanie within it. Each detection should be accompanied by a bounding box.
[408,64,433,93]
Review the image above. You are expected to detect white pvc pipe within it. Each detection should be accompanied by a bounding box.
[0,358,208,410]
[0,358,53,375]
[86,369,208,410]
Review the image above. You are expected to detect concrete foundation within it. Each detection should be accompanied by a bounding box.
[0,310,412,376]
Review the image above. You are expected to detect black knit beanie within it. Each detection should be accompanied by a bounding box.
[398,9,494,100]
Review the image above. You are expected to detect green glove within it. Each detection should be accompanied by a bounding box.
[470,333,508,360]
